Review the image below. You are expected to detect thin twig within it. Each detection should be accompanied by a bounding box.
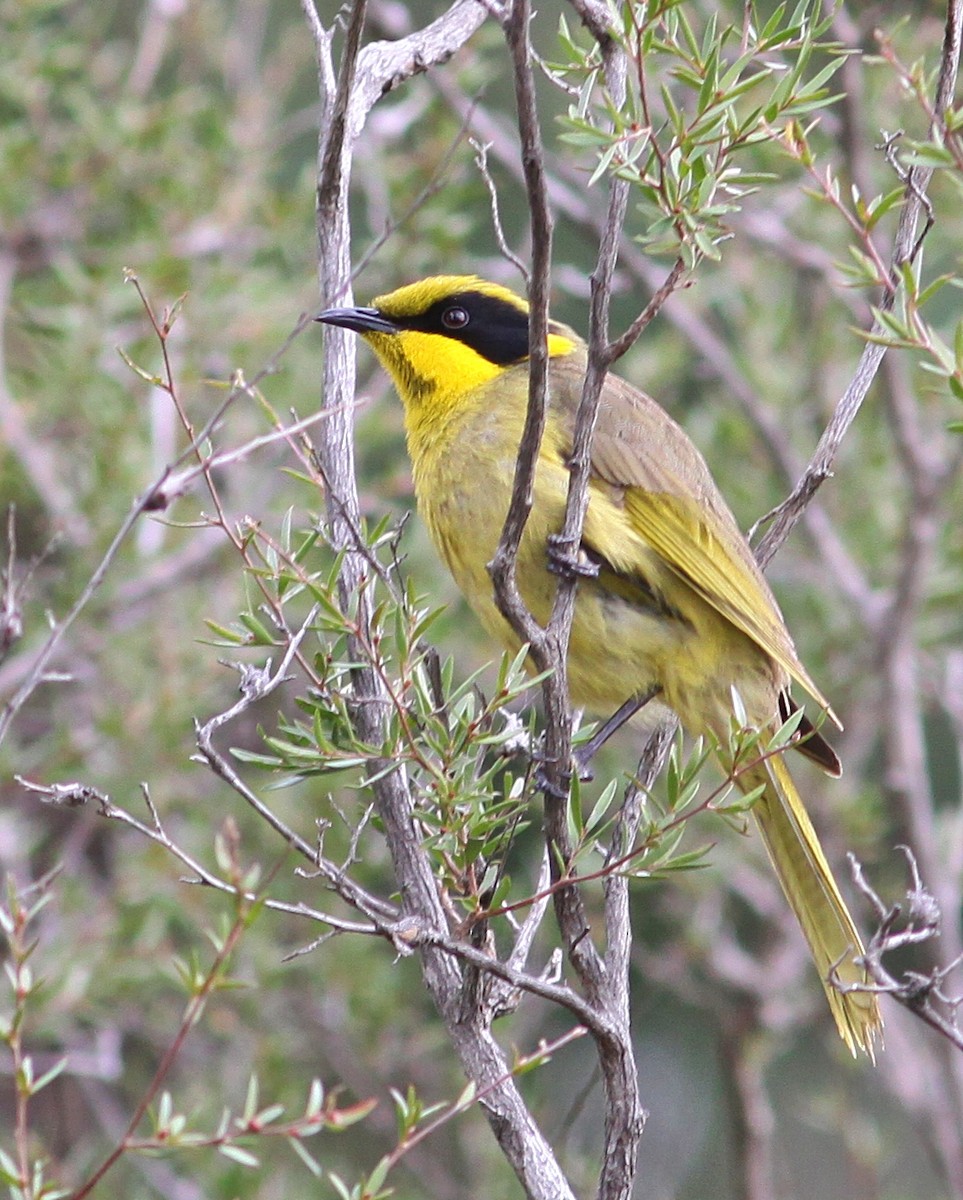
[844,849,963,1052]
[0,488,164,747]
[488,0,559,689]
[472,137,530,279]
[755,0,963,565]
[70,891,254,1199]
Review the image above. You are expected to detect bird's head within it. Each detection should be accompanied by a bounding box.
[316,275,579,412]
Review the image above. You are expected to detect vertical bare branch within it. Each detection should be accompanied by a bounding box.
[496,0,610,1048]
[306,5,582,1196]
[488,0,563,706]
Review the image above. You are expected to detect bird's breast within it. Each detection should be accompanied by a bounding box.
[406,394,783,735]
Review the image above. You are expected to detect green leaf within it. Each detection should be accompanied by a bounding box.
[768,704,805,753]
[914,273,954,310]
[116,345,163,386]
[218,1143,260,1167]
[238,612,277,645]
[242,1073,260,1121]
[903,144,955,168]
[287,1135,324,1176]
[864,186,905,230]
[364,1155,391,1195]
[585,779,618,836]
[0,1146,22,1185]
[653,844,713,873]
[327,1173,353,1200]
[31,1057,67,1095]
[758,2,790,43]
[715,781,766,813]
[566,773,583,844]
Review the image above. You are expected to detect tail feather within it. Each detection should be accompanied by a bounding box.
[739,751,883,1058]
[778,692,842,776]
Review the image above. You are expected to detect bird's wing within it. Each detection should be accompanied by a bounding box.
[621,486,832,712]
[548,354,833,714]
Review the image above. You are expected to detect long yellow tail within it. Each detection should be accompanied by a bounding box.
[740,751,883,1058]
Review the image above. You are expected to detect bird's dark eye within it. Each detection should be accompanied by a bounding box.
[441,305,470,330]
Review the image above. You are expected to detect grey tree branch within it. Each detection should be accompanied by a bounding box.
[496,0,606,973]
[755,0,963,567]
[487,0,563,696]
[847,849,963,1052]
[547,10,655,1197]
[306,3,579,1196]
[0,480,174,747]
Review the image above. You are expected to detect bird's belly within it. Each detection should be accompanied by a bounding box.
[416,443,780,738]
[566,584,684,713]
[419,457,682,701]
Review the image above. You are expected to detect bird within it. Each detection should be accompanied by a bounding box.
[316,274,883,1057]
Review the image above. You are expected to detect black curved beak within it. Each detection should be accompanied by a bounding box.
[315,306,398,335]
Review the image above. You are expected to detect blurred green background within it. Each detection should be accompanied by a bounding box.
[2,1,962,1197]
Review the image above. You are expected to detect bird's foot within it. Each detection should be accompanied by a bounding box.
[533,746,595,800]
[533,756,573,800]
[546,534,600,581]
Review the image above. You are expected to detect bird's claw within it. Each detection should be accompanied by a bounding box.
[547,534,599,581]
[533,749,594,800]
[534,763,572,801]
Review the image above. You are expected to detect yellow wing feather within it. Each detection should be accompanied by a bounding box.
[548,352,836,718]
[623,489,834,714]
